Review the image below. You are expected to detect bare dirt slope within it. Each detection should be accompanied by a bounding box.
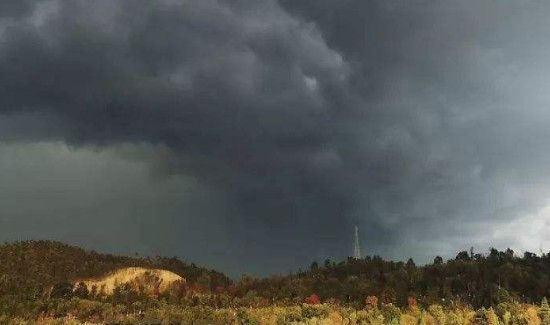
[79,267,185,295]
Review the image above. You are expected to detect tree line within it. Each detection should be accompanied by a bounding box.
[3,240,550,323]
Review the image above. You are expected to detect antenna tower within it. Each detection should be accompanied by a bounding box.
[353,226,361,259]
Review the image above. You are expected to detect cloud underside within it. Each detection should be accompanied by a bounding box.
[2,0,550,275]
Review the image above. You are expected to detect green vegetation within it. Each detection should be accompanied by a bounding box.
[2,240,550,324]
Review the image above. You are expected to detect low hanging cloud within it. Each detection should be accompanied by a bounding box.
[2,0,550,275]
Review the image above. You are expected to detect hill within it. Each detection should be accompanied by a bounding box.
[237,249,550,308]
[0,240,230,300]
[2,240,550,310]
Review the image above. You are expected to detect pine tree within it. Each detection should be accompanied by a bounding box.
[541,297,550,325]
[486,307,499,325]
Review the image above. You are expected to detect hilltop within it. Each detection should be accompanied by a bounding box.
[0,240,231,300]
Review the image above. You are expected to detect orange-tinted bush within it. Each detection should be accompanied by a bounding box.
[366,295,378,309]
[305,294,320,305]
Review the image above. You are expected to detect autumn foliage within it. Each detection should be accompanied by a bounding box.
[407,296,418,309]
[305,293,320,305]
[365,295,378,309]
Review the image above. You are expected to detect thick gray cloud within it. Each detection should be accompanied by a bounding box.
[1,0,550,275]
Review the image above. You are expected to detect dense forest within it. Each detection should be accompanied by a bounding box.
[243,249,549,309]
[2,241,550,324]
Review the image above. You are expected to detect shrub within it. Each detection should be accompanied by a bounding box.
[305,294,320,305]
[365,295,378,309]
[428,304,446,324]
[302,303,330,319]
[381,303,401,324]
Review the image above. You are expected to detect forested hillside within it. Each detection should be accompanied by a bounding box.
[239,249,550,309]
[2,241,550,323]
[2,241,550,309]
[0,240,231,300]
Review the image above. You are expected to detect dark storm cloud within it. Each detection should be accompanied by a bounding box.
[2,0,550,274]
[0,1,44,19]
[277,0,550,259]
[0,0,357,272]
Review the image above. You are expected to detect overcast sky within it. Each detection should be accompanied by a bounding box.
[2,0,550,277]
